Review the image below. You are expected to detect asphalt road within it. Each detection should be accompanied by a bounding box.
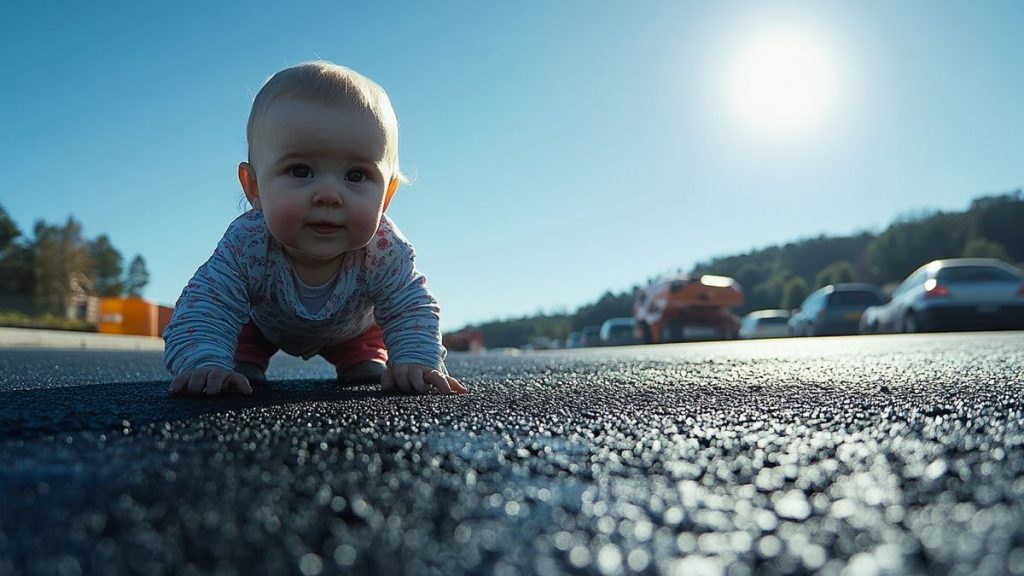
[2,331,1024,576]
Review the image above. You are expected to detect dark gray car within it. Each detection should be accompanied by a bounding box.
[789,283,886,337]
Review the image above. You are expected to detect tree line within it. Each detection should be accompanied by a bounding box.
[0,203,150,316]
[465,190,1024,348]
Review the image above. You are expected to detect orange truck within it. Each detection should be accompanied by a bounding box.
[442,329,484,353]
[633,274,744,343]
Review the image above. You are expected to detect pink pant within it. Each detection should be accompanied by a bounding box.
[234,321,388,372]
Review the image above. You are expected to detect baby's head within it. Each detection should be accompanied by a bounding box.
[240,62,405,274]
[246,61,404,184]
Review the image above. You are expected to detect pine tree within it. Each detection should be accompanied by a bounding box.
[124,255,150,298]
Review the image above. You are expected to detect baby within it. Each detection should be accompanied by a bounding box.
[163,61,466,396]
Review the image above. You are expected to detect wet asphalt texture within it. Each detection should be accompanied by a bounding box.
[2,331,1024,576]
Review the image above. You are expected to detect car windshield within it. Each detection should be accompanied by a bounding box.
[829,291,882,306]
[936,266,1021,283]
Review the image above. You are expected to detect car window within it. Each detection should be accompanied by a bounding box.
[895,270,925,296]
[828,290,883,306]
[812,292,825,309]
[759,317,789,326]
[936,266,1021,282]
[893,274,912,296]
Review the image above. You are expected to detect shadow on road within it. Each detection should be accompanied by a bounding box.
[0,379,386,439]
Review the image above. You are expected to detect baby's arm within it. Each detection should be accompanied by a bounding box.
[369,220,467,395]
[163,221,256,397]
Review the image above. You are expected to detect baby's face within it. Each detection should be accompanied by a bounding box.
[245,97,393,277]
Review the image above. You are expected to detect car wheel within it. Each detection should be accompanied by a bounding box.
[662,322,683,342]
[903,312,918,334]
[638,323,652,345]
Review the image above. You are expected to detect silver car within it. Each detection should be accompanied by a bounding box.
[860,258,1024,333]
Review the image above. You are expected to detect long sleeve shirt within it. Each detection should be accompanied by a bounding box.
[163,210,447,375]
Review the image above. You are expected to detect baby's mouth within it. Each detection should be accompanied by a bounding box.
[307,221,344,235]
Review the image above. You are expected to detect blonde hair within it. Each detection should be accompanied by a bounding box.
[247,61,405,182]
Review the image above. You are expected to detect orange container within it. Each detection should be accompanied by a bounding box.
[98,298,159,337]
[157,306,174,337]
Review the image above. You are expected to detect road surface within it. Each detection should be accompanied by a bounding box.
[2,331,1024,575]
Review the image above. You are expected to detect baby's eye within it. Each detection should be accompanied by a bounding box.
[345,169,368,183]
[287,165,313,178]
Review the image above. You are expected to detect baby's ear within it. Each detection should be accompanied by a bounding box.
[238,162,261,210]
[382,178,399,212]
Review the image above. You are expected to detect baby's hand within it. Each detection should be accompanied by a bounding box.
[168,367,253,397]
[381,364,468,395]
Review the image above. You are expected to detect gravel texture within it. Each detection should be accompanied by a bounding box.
[2,331,1024,575]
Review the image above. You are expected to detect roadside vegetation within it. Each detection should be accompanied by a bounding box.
[0,310,95,332]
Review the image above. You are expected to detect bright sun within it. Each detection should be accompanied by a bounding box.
[717,23,845,146]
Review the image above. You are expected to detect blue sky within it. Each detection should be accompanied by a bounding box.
[2,1,1022,331]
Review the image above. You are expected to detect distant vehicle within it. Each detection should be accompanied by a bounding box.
[633,274,744,343]
[599,317,637,346]
[579,326,602,347]
[788,283,885,337]
[859,258,1024,334]
[566,331,583,348]
[738,309,792,339]
[528,336,558,350]
[442,329,484,352]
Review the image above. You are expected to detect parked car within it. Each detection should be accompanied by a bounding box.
[738,309,792,339]
[789,283,886,337]
[859,258,1024,334]
[579,326,602,347]
[566,331,583,348]
[599,317,637,346]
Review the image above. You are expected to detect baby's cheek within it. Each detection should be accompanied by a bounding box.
[352,204,384,244]
[265,201,305,240]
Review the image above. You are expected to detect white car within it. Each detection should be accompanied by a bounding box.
[738,309,792,339]
[599,317,637,346]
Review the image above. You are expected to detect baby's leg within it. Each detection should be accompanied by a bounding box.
[233,321,279,385]
[320,324,388,385]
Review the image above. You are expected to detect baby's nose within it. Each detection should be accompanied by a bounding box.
[312,182,343,205]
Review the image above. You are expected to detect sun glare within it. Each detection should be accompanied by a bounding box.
[716,22,845,147]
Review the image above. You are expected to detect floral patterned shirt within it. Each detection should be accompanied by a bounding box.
[163,210,447,375]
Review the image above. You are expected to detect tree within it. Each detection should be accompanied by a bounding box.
[781,277,810,310]
[866,212,967,283]
[89,235,124,297]
[124,255,150,298]
[31,217,91,314]
[961,238,1010,260]
[815,261,855,288]
[0,204,30,295]
[750,273,788,311]
[966,191,1024,262]
[0,204,20,251]
[572,291,634,330]
[0,243,32,294]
